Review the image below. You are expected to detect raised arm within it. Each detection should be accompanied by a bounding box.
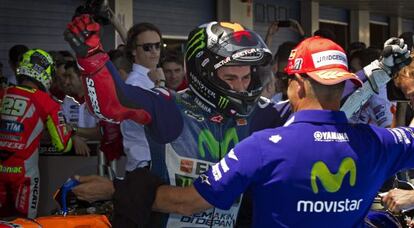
[341,37,411,118]
[64,14,182,143]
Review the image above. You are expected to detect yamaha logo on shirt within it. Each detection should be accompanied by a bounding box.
[314,131,349,142]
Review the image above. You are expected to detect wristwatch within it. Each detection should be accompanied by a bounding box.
[155,79,166,87]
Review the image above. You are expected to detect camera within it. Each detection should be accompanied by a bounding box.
[74,0,112,25]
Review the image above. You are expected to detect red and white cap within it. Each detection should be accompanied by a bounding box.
[284,36,362,87]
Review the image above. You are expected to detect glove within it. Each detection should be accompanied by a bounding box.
[379,37,412,75]
[64,14,103,57]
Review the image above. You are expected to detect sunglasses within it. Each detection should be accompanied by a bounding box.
[136,42,161,52]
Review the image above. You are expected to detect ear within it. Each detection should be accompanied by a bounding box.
[294,74,306,98]
[271,63,278,73]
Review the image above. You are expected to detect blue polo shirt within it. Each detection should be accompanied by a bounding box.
[194,110,414,227]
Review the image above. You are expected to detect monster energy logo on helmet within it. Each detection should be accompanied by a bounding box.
[186,28,206,60]
[218,96,229,109]
[17,49,54,91]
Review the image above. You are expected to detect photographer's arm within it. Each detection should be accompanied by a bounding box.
[264,22,279,48]
[110,14,127,43]
[289,19,305,38]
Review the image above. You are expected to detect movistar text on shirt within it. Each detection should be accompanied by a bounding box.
[297,198,363,213]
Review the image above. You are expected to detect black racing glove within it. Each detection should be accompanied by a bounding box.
[64,14,103,57]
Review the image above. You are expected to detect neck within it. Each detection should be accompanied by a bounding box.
[294,97,341,112]
[134,60,155,70]
[21,80,40,90]
[75,89,84,98]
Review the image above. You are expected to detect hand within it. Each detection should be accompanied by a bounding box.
[148,68,166,87]
[379,37,411,75]
[72,135,91,157]
[382,188,414,213]
[72,175,114,203]
[266,22,280,36]
[65,14,103,57]
[289,19,305,37]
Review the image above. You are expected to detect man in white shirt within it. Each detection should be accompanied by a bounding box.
[122,22,165,172]
[63,61,101,156]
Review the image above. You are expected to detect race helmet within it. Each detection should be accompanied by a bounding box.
[185,21,272,117]
[17,49,55,91]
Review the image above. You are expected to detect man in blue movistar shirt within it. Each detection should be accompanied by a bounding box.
[141,36,414,227]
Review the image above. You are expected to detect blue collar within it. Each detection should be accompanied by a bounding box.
[287,110,349,125]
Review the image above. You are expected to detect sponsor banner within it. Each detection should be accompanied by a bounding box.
[312,50,347,68]
[0,164,23,174]
[165,146,240,227]
[0,120,24,133]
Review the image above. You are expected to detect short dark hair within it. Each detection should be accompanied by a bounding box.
[314,29,336,42]
[9,44,29,65]
[399,32,414,51]
[48,51,66,67]
[349,42,366,52]
[161,52,184,67]
[108,49,133,73]
[126,23,162,59]
[64,61,80,76]
[58,50,75,62]
[273,41,297,66]
[349,48,380,67]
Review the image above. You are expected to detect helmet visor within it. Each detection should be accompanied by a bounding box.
[211,31,270,69]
